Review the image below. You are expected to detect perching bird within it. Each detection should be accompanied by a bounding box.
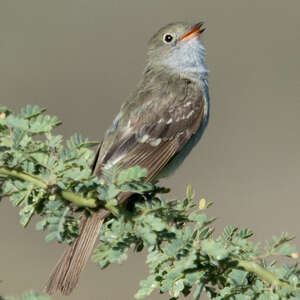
[45,21,210,295]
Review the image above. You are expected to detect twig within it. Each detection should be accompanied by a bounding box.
[0,167,97,208]
[237,260,289,287]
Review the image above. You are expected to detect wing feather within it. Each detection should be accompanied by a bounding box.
[94,72,206,183]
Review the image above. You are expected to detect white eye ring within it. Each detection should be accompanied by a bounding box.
[163,33,174,44]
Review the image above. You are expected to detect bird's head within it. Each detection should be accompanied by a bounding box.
[147,22,208,77]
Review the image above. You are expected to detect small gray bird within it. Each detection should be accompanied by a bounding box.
[45,21,210,295]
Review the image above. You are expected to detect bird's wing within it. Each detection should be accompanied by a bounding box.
[94,73,206,182]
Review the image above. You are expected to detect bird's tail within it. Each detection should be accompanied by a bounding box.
[44,212,104,295]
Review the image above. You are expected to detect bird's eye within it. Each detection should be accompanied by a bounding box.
[163,33,174,44]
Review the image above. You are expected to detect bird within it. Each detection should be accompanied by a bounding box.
[45,21,210,295]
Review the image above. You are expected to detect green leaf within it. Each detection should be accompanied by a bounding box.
[46,133,63,149]
[45,232,58,243]
[12,128,26,148]
[6,115,29,130]
[135,275,158,299]
[236,228,253,239]
[66,133,98,149]
[257,293,280,300]
[19,204,35,227]
[272,233,294,248]
[36,219,47,231]
[117,166,147,185]
[138,226,157,245]
[3,290,50,300]
[188,213,211,228]
[223,225,238,240]
[20,105,46,119]
[29,114,61,133]
[144,215,165,231]
[233,295,251,300]
[229,269,248,286]
[106,185,120,200]
[279,244,298,257]
[201,240,229,260]
[171,279,185,297]
[185,272,205,287]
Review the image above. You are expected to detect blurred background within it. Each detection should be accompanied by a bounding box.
[0,0,299,299]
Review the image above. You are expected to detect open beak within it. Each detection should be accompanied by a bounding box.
[179,22,206,42]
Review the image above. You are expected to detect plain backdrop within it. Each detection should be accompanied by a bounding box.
[1,1,300,299]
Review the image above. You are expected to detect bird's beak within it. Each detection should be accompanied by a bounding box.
[179,22,206,42]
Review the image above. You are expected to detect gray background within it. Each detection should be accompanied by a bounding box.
[1,0,300,299]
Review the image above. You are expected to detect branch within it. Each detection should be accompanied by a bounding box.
[0,167,121,217]
[0,167,97,208]
[0,167,47,189]
[59,191,97,208]
[237,260,289,287]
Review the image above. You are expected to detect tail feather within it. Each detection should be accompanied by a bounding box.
[44,212,104,295]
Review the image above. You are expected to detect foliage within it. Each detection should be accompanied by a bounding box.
[0,105,99,243]
[1,291,50,300]
[1,105,300,299]
[95,189,300,299]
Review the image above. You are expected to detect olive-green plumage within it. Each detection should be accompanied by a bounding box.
[45,21,209,295]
